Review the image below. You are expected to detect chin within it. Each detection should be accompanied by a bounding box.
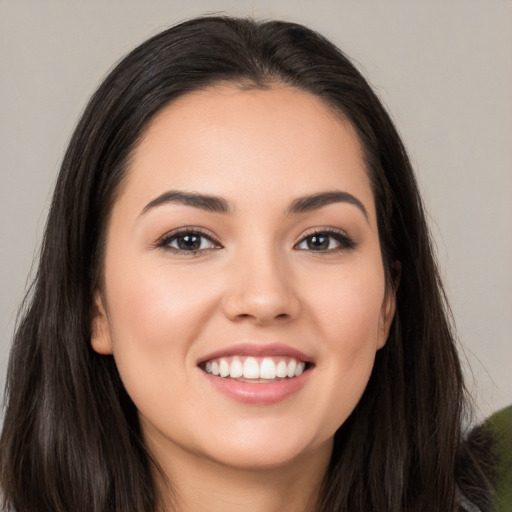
[196,428,333,471]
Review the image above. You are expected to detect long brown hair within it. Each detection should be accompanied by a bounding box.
[1,16,489,511]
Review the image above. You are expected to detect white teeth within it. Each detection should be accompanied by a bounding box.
[203,356,309,380]
[219,359,230,378]
[243,357,260,379]
[260,358,277,379]
[287,359,297,378]
[276,360,287,378]
[230,358,243,378]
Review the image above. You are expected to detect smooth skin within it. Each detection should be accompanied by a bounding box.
[91,85,396,512]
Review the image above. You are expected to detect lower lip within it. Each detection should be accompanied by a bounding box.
[201,369,311,405]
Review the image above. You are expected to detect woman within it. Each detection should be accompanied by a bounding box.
[0,16,492,512]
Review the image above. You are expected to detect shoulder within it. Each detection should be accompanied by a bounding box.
[483,405,512,511]
[461,405,512,512]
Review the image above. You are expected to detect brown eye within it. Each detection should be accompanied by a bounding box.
[159,229,220,254]
[175,234,203,251]
[305,234,330,251]
[295,230,357,252]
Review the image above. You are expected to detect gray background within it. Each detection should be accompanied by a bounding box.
[1,0,511,423]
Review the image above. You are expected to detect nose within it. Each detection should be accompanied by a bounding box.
[221,248,301,325]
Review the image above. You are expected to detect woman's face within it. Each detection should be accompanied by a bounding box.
[92,86,395,471]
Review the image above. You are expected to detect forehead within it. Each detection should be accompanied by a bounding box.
[121,85,374,220]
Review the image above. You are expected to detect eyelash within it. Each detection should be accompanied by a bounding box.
[155,227,221,256]
[295,228,357,253]
[155,227,357,256]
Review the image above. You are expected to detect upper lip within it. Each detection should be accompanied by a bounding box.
[197,343,314,365]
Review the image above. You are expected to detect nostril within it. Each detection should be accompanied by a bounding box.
[235,313,251,320]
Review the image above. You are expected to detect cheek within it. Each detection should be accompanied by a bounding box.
[106,256,217,342]
[102,257,221,398]
[309,261,386,345]
[301,260,386,430]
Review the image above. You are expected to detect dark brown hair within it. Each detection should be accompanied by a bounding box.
[0,16,489,511]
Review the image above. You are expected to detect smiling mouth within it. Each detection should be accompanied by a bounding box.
[199,356,312,382]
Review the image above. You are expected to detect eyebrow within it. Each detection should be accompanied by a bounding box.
[140,189,368,221]
[285,191,369,220]
[140,191,233,216]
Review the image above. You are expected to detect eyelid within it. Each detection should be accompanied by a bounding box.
[294,226,357,252]
[154,226,222,253]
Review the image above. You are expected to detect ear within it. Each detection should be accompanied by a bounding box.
[377,261,401,349]
[90,290,113,355]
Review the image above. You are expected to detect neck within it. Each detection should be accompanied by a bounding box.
[149,437,332,512]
